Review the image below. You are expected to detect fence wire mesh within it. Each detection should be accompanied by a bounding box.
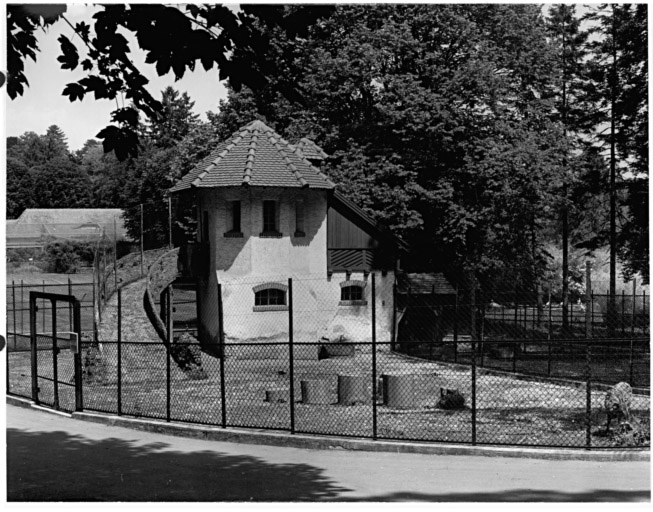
[6,265,650,450]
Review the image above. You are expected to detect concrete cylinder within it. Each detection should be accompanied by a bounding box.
[383,373,417,409]
[337,374,370,405]
[300,379,332,404]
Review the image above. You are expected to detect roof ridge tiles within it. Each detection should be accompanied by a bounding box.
[265,130,309,188]
[243,132,258,186]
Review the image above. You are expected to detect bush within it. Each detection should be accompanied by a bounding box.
[44,241,81,273]
[43,239,109,273]
[7,247,44,263]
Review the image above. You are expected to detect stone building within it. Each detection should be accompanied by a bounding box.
[170,120,406,350]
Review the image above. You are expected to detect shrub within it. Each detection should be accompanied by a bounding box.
[44,240,81,273]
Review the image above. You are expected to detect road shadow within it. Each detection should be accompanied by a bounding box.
[7,428,351,501]
[336,489,651,502]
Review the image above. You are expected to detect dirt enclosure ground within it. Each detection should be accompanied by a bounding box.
[8,342,650,449]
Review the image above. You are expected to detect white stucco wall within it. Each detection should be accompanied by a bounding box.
[195,187,394,345]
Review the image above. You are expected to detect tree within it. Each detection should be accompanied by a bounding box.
[6,156,35,218]
[76,138,129,208]
[30,157,93,209]
[585,4,649,308]
[6,4,335,160]
[121,87,204,248]
[215,4,567,290]
[546,4,589,331]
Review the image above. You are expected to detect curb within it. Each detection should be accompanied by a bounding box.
[7,395,650,462]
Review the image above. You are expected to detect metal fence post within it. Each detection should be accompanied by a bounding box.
[621,289,626,336]
[585,262,592,339]
[20,280,24,334]
[372,272,378,441]
[547,284,552,377]
[73,297,83,412]
[471,336,477,446]
[118,288,122,416]
[471,278,477,445]
[29,292,38,404]
[453,287,459,364]
[218,282,227,428]
[140,203,145,278]
[68,277,73,330]
[92,270,97,344]
[641,289,646,333]
[113,216,118,293]
[52,299,59,410]
[585,339,592,450]
[168,195,173,249]
[12,281,17,347]
[42,280,46,333]
[288,278,295,434]
[391,282,397,352]
[166,286,172,422]
[631,279,636,337]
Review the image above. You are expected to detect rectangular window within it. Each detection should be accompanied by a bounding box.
[263,200,277,233]
[295,200,305,237]
[232,201,241,232]
[202,211,209,242]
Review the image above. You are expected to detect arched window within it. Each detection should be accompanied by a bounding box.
[339,280,367,306]
[253,282,288,311]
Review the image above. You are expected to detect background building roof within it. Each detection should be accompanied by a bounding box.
[6,208,129,247]
[397,273,456,295]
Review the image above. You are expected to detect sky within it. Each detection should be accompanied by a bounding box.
[4,3,231,151]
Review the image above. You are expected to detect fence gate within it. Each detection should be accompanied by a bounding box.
[29,291,83,412]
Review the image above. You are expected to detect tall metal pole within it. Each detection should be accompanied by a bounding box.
[585,262,592,339]
[73,297,83,412]
[218,282,226,428]
[29,293,38,404]
[113,216,118,293]
[453,287,459,364]
[631,278,636,337]
[372,272,377,440]
[42,280,45,333]
[140,203,144,278]
[52,299,59,410]
[12,281,17,348]
[166,286,172,422]
[168,195,173,249]
[68,277,73,331]
[20,280,24,334]
[118,288,122,415]
[288,278,295,434]
[547,284,552,377]
[471,277,477,445]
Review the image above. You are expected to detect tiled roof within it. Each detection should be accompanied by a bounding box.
[294,138,328,161]
[397,273,456,295]
[171,120,335,193]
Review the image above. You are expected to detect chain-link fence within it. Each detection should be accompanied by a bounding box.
[8,273,650,450]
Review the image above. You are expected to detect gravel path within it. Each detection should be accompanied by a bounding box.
[97,278,160,343]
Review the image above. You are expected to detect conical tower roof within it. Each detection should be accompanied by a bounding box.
[170,120,335,192]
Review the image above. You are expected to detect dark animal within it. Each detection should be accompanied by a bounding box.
[604,382,632,432]
[437,388,465,410]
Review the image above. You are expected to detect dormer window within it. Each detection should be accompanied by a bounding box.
[339,280,367,306]
[224,200,243,237]
[260,200,282,237]
[253,282,288,311]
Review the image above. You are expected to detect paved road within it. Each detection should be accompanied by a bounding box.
[6,405,650,502]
